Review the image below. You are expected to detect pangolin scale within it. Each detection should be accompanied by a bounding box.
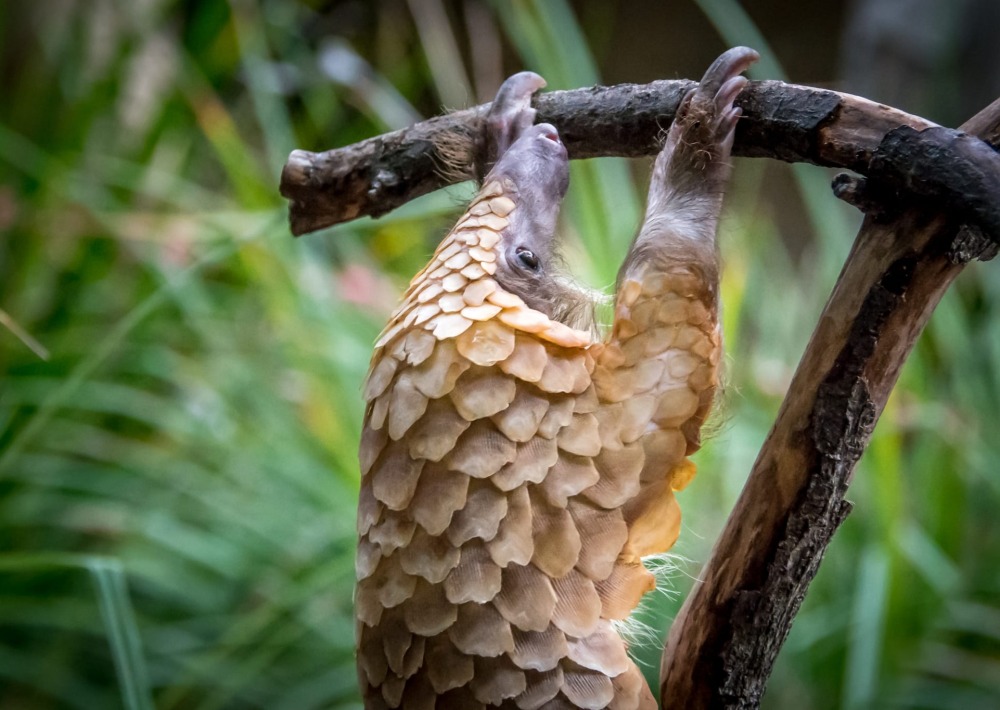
[356,47,759,709]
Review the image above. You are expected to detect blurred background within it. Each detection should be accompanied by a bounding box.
[2,1,1000,708]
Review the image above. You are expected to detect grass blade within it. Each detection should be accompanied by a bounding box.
[0,553,154,710]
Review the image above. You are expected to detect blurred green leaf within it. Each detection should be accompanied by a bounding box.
[0,554,154,710]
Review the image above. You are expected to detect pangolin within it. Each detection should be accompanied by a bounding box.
[356,47,759,709]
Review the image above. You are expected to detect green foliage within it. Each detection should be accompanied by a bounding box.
[2,1,998,708]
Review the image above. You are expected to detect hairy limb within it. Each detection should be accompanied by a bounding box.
[596,47,758,561]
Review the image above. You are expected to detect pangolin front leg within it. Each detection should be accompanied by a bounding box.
[356,47,757,709]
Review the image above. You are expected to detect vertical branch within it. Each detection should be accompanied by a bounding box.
[659,103,1000,709]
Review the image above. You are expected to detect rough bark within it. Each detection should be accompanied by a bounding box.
[657,98,1000,710]
[280,80,942,235]
[282,79,1000,244]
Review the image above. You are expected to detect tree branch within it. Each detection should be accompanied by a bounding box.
[280,79,940,235]
[658,97,1000,710]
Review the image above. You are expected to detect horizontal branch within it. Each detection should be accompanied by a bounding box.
[280,79,940,235]
[658,96,1000,709]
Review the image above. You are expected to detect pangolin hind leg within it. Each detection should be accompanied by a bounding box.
[598,46,758,577]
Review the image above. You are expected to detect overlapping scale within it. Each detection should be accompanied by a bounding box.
[403,578,459,635]
[449,368,517,421]
[371,440,425,510]
[515,668,564,709]
[485,484,534,567]
[610,664,655,710]
[537,351,591,394]
[568,500,628,580]
[380,607,415,675]
[622,478,683,558]
[490,436,558,491]
[425,635,475,693]
[381,671,406,707]
[358,625,390,686]
[449,602,515,657]
[491,385,550,442]
[566,620,631,676]
[387,372,429,440]
[409,341,469,399]
[556,413,602,457]
[497,334,547,382]
[470,655,526,704]
[509,624,568,673]
[448,483,508,546]
[444,539,502,603]
[445,420,517,479]
[398,527,460,583]
[539,454,599,507]
[405,398,470,462]
[365,551,416,609]
[584,443,644,509]
[493,562,558,632]
[529,492,582,579]
[550,570,602,637]
[356,537,381,580]
[359,425,389,482]
[367,512,416,555]
[594,560,656,620]
[408,464,469,536]
[561,666,615,709]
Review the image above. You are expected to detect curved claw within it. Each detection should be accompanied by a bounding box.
[666,46,758,155]
[716,75,749,113]
[492,71,547,113]
[486,71,548,168]
[696,46,759,96]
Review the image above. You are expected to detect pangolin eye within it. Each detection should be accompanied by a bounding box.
[516,247,540,271]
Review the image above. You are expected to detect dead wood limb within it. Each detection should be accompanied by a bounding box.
[280,79,940,235]
[657,98,1000,710]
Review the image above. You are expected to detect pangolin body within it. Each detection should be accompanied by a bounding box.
[356,48,759,709]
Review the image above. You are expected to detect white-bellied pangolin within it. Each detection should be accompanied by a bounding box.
[356,47,759,709]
